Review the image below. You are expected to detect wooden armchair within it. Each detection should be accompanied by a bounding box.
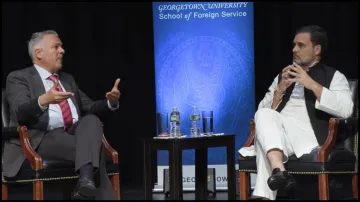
[238,79,358,200]
[1,89,121,200]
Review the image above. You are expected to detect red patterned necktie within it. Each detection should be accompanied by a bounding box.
[48,75,73,131]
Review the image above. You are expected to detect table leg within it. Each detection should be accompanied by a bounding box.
[227,140,236,200]
[143,140,153,200]
[195,148,208,200]
[169,143,183,200]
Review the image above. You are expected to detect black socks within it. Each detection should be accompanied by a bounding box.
[79,163,93,180]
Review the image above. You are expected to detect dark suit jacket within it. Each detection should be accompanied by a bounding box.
[3,66,116,177]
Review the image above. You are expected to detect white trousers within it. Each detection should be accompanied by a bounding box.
[252,108,319,200]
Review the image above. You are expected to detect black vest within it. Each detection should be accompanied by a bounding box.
[276,62,336,145]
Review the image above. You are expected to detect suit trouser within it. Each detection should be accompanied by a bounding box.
[36,114,116,200]
[252,108,318,200]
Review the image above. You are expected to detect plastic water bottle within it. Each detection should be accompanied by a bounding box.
[190,106,201,137]
[170,107,181,137]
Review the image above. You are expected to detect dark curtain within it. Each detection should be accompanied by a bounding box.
[2,2,358,186]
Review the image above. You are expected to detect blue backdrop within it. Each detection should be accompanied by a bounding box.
[153,2,255,165]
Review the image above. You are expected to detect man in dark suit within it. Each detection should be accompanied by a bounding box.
[3,30,120,200]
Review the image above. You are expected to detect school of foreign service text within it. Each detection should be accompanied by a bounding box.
[159,11,247,20]
[157,2,249,13]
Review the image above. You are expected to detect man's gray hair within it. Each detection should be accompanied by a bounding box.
[28,30,58,61]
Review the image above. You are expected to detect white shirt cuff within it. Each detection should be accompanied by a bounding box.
[107,100,119,111]
[38,97,48,111]
[315,87,342,117]
[264,90,280,109]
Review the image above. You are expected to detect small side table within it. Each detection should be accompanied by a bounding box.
[142,134,236,200]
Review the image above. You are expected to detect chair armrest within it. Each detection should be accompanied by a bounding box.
[239,120,256,160]
[318,118,338,162]
[317,117,358,162]
[102,134,119,164]
[18,126,43,170]
[2,126,19,140]
[243,120,255,147]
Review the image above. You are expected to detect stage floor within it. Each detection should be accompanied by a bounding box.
[6,183,355,200]
[7,184,238,200]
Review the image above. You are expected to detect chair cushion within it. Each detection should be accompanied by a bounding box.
[287,149,356,173]
[238,149,356,173]
[288,148,356,162]
[4,156,119,182]
[328,150,356,162]
[238,156,257,172]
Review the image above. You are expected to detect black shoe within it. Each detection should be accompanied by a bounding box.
[71,177,97,200]
[267,168,296,191]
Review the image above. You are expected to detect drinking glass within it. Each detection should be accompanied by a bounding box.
[156,112,169,137]
[201,111,213,136]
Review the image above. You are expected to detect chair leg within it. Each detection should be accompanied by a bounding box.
[2,184,8,200]
[33,181,44,200]
[111,174,121,200]
[62,180,76,200]
[318,174,329,200]
[239,171,249,200]
[353,174,358,200]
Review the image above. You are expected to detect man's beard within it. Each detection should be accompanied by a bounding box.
[293,58,313,68]
[293,49,316,68]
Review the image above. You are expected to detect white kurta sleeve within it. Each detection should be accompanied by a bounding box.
[258,75,279,109]
[315,71,354,118]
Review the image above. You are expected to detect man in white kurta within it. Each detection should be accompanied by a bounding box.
[239,25,354,200]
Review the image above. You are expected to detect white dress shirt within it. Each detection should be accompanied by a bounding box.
[35,65,119,131]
